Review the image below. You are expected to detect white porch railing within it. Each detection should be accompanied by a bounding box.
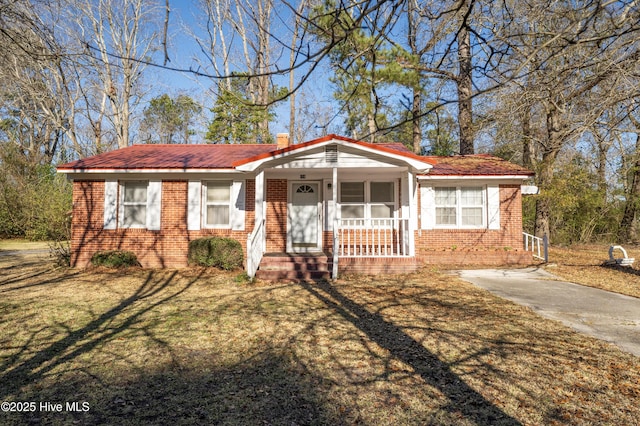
[246,219,265,278]
[523,232,547,261]
[335,218,411,257]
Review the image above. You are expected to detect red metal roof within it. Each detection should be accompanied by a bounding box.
[57,144,280,170]
[56,137,533,178]
[426,154,533,176]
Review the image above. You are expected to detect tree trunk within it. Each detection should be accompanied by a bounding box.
[597,138,608,193]
[367,112,377,143]
[412,89,422,153]
[289,4,301,145]
[257,0,272,143]
[289,60,296,145]
[618,134,640,242]
[534,106,562,240]
[591,128,609,193]
[534,150,558,240]
[457,17,474,155]
[522,105,534,169]
[406,3,422,154]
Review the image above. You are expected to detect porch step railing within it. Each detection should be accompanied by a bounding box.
[523,232,548,262]
[246,219,265,278]
[336,218,411,257]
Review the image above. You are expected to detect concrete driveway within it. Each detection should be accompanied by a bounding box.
[456,268,640,357]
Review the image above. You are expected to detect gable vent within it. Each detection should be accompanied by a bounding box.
[325,145,338,163]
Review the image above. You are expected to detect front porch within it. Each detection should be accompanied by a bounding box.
[247,213,418,279]
[245,170,418,279]
[235,137,430,279]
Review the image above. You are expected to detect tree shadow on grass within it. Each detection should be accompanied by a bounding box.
[0,263,342,425]
[298,280,522,426]
[0,254,75,290]
[0,270,198,401]
[113,351,337,425]
[601,262,640,278]
[4,350,339,426]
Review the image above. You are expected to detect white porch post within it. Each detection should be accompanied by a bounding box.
[332,166,339,278]
[255,170,265,250]
[407,170,416,256]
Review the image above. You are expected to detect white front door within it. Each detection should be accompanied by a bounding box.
[289,182,321,252]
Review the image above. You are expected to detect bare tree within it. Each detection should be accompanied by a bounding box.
[197,0,281,143]
[618,104,640,242]
[73,0,160,149]
[455,0,474,154]
[0,0,84,163]
[288,0,310,144]
[487,0,640,240]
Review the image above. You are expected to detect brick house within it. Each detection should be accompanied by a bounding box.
[57,134,535,279]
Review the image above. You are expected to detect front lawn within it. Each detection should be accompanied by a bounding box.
[1,252,638,425]
[548,244,640,299]
[0,239,51,251]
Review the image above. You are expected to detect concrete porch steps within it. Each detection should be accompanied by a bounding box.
[255,253,331,281]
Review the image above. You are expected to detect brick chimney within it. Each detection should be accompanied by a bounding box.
[276,133,290,149]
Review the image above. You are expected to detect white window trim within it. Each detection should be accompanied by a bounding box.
[434,186,487,229]
[187,181,202,231]
[188,180,245,231]
[202,180,233,229]
[104,180,118,230]
[121,181,148,229]
[338,180,398,220]
[116,180,162,230]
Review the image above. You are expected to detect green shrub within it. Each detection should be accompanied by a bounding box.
[91,250,140,268]
[0,159,72,241]
[188,237,244,270]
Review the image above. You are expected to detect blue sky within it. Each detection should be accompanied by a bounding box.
[141,1,340,141]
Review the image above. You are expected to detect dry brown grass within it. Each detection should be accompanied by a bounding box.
[0,251,639,425]
[0,239,51,251]
[547,244,640,299]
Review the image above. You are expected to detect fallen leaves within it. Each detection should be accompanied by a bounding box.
[0,252,638,425]
[548,244,640,298]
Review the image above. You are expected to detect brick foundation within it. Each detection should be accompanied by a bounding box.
[337,256,421,275]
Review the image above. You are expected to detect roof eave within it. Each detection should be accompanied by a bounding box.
[57,167,239,174]
[417,174,533,180]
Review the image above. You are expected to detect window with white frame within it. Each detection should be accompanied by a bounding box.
[204,181,232,227]
[435,187,457,225]
[121,181,148,228]
[460,187,484,226]
[339,181,396,219]
[104,180,161,230]
[434,186,485,228]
